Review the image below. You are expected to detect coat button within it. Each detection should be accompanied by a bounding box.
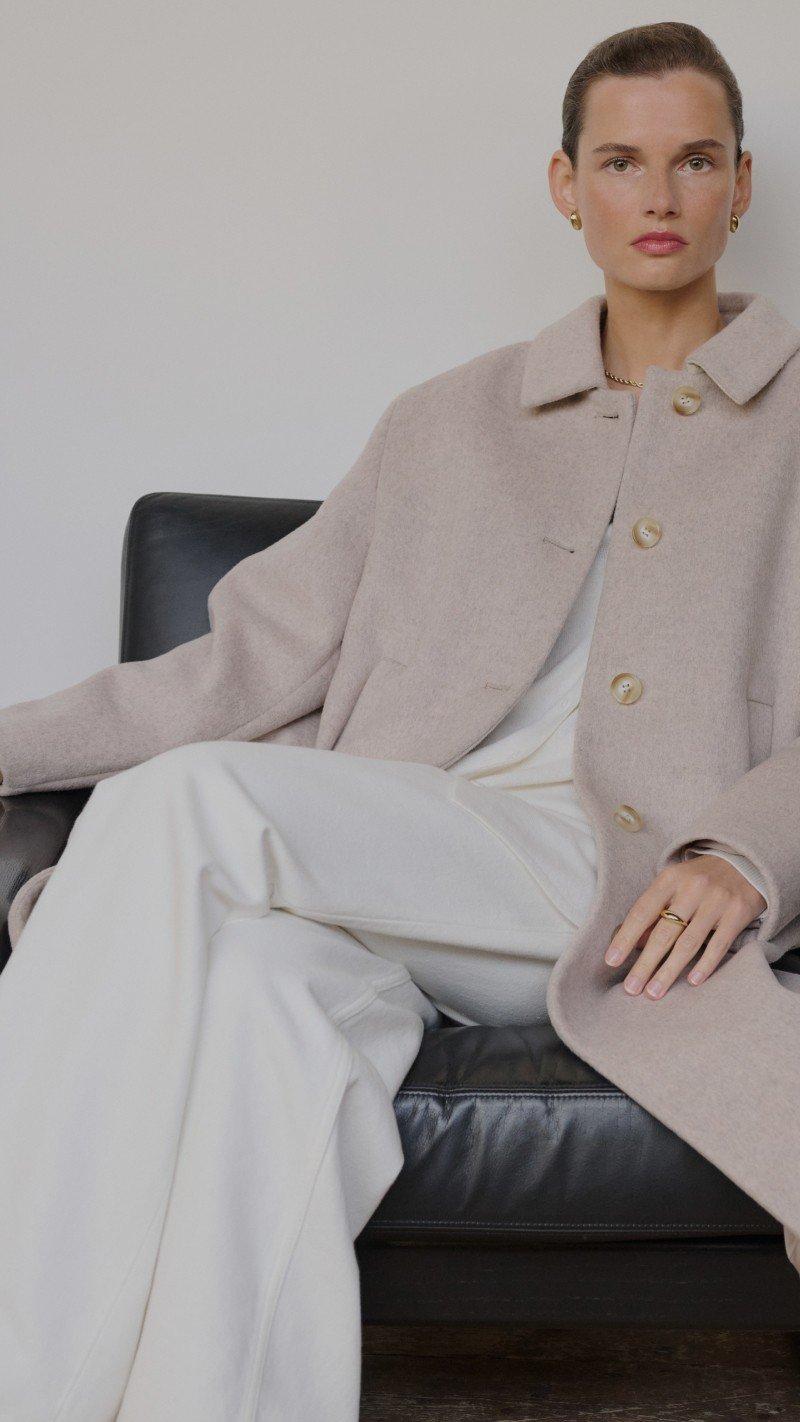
[631,516,662,548]
[610,673,643,704]
[672,385,701,415]
[613,804,643,831]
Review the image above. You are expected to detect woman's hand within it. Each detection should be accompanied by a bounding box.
[603,854,767,1001]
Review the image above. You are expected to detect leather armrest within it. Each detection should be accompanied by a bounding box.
[0,788,91,970]
[773,946,800,975]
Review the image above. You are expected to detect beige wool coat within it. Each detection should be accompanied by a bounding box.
[4,287,800,1273]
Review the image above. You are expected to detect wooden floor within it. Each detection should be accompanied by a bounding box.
[361,1325,800,1419]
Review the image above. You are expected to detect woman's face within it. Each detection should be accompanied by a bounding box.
[549,68,751,293]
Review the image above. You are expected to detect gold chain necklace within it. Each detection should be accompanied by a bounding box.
[603,366,643,388]
[603,313,725,389]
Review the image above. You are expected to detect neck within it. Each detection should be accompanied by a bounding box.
[601,278,725,389]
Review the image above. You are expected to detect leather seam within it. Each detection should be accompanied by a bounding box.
[364,1219,771,1234]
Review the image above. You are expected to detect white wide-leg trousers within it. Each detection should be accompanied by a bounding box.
[0,739,582,1422]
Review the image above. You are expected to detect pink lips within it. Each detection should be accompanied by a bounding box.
[633,232,687,255]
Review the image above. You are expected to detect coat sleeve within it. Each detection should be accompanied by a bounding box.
[653,742,800,940]
[0,396,398,797]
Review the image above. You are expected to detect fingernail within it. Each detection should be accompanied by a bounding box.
[606,948,624,964]
[688,968,703,984]
[646,980,664,998]
[624,976,642,993]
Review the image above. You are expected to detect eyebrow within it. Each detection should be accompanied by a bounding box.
[591,138,727,156]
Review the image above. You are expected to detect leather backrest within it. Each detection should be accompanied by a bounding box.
[119,490,319,663]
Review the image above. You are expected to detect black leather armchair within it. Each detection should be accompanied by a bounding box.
[3,490,800,1328]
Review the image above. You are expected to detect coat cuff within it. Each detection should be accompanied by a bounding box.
[652,742,800,943]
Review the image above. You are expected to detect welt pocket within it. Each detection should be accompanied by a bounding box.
[352,654,410,705]
[333,654,412,749]
[746,694,774,768]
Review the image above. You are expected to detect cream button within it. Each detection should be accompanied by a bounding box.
[672,385,701,415]
[613,804,643,831]
[631,516,662,548]
[610,673,643,704]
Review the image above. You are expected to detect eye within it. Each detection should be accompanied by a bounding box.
[604,153,713,173]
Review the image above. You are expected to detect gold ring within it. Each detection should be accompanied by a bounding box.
[659,908,689,928]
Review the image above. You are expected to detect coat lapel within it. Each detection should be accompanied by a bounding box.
[520,288,800,409]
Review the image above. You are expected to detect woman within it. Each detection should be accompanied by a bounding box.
[2,18,799,1420]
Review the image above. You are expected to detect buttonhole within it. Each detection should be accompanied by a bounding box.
[484,681,511,691]
[542,535,576,553]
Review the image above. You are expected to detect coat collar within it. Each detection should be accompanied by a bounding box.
[520,289,800,409]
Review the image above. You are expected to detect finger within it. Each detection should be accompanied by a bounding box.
[622,923,683,993]
[639,916,721,998]
[603,860,701,967]
[608,904,670,972]
[685,909,749,985]
[633,888,756,997]
[621,905,702,994]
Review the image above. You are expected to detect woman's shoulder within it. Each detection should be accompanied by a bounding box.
[391,336,533,422]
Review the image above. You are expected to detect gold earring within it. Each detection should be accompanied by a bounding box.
[569,210,582,231]
[729,213,739,232]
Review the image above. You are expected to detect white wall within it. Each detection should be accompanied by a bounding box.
[2,0,797,704]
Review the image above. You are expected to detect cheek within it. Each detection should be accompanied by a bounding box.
[580,190,638,259]
[687,184,731,228]
[587,184,635,226]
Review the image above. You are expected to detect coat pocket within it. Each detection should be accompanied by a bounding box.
[332,655,411,750]
[746,694,774,769]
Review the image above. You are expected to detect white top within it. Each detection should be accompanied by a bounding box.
[448,515,768,931]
